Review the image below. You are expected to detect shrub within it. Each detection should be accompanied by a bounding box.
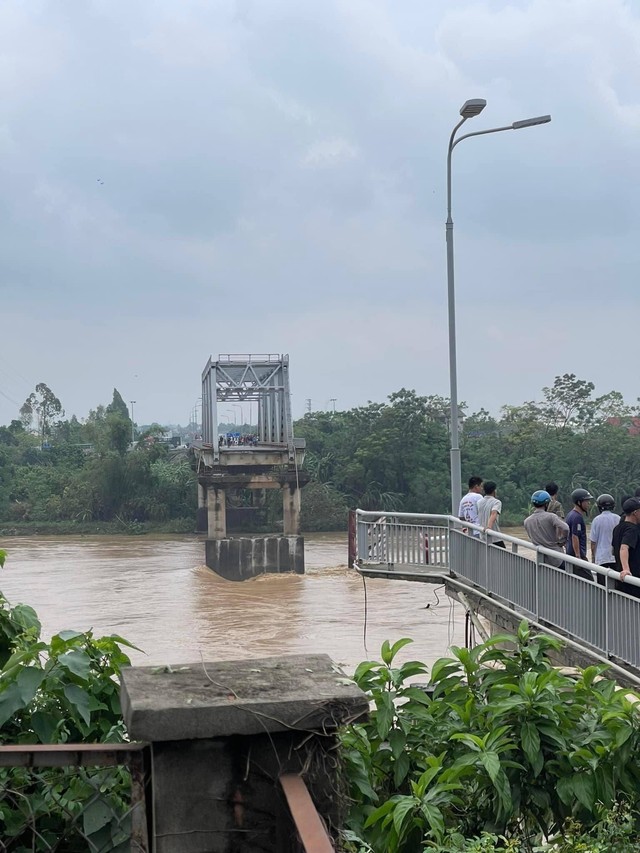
[340,624,640,852]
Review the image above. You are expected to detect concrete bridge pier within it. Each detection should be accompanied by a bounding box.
[196,483,208,533]
[282,484,301,536]
[207,485,227,539]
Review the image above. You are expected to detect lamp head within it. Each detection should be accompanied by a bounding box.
[459,99,487,118]
[512,115,552,129]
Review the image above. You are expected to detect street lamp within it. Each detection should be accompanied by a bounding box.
[446,100,551,514]
[129,401,136,445]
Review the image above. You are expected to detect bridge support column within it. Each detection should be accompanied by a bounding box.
[196,483,207,532]
[207,486,226,539]
[282,483,301,536]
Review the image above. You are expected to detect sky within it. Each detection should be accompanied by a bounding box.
[1,0,640,426]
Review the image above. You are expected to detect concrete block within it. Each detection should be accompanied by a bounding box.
[205,536,305,580]
[152,739,232,853]
[121,653,368,742]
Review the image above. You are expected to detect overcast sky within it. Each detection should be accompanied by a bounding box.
[1,0,639,426]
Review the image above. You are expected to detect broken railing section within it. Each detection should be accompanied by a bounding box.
[120,653,368,852]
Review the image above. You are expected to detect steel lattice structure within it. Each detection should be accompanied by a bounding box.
[201,354,294,462]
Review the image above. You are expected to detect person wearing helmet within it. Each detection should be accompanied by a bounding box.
[590,495,619,586]
[612,497,640,598]
[565,488,594,579]
[523,490,569,568]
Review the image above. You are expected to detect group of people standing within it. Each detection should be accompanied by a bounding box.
[458,477,640,597]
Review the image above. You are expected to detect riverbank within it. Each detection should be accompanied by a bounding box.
[0,518,197,536]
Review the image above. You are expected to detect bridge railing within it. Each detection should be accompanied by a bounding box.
[355,509,640,676]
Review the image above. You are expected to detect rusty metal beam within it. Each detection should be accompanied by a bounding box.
[0,741,148,767]
[279,773,335,853]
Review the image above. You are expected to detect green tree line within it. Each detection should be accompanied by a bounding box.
[296,375,640,528]
[2,374,640,532]
[0,385,195,531]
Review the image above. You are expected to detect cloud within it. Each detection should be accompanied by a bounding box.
[0,0,640,428]
[301,137,358,168]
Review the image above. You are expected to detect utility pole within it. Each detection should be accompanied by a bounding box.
[305,398,312,414]
[330,398,336,413]
[130,401,136,445]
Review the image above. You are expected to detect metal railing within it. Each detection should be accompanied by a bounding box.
[355,509,640,678]
[0,742,151,852]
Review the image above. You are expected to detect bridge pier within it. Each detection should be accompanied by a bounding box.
[196,483,208,533]
[282,483,301,536]
[206,485,227,539]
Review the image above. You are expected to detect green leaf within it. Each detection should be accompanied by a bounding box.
[364,798,396,828]
[16,666,45,704]
[0,682,25,729]
[573,773,595,811]
[380,640,393,665]
[10,604,41,636]
[83,798,113,836]
[521,721,543,776]
[31,710,59,743]
[420,802,445,840]
[0,550,6,568]
[393,752,411,789]
[57,630,84,642]
[63,683,91,726]
[430,658,461,683]
[58,650,91,681]
[388,728,405,760]
[375,692,395,740]
[389,638,413,660]
[480,751,501,783]
[556,776,574,806]
[392,797,415,836]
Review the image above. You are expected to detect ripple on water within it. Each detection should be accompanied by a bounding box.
[0,532,464,673]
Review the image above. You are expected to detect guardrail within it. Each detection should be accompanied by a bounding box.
[0,742,150,852]
[355,509,640,678]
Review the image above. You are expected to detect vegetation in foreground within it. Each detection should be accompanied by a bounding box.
[340,624,640,852]
[0,548,137,850]
[0,544,638,851]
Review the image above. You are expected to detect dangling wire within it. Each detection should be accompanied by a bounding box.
[361,571,370,658]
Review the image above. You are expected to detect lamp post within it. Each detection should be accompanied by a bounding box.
[129,401,136,445]
[446,100,551,514]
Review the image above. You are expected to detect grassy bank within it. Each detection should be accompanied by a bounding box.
[0,518,197,536]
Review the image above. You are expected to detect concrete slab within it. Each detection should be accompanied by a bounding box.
[121,653,368,742]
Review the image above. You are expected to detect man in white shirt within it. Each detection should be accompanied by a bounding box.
[477,481,505,548]
[590,494,619,587]
[458,476,483,536]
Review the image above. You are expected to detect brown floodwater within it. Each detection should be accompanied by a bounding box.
[0,532,464,674]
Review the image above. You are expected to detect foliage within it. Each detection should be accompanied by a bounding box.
[0,553,137,850]
[19,383,64,446]
[340,624,640,852]
[0,383,196,528]
[296,373,640,529]
[5,372,640,531]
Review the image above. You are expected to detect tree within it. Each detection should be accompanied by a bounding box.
[106,389,131,421]
[541,374,595,431]
[20,383,64,445]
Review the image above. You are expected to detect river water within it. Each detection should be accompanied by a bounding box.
[0,533,464,674]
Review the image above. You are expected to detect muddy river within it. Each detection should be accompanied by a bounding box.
[0,532,465,673]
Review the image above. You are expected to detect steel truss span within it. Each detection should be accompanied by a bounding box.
[201,354,295,463]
